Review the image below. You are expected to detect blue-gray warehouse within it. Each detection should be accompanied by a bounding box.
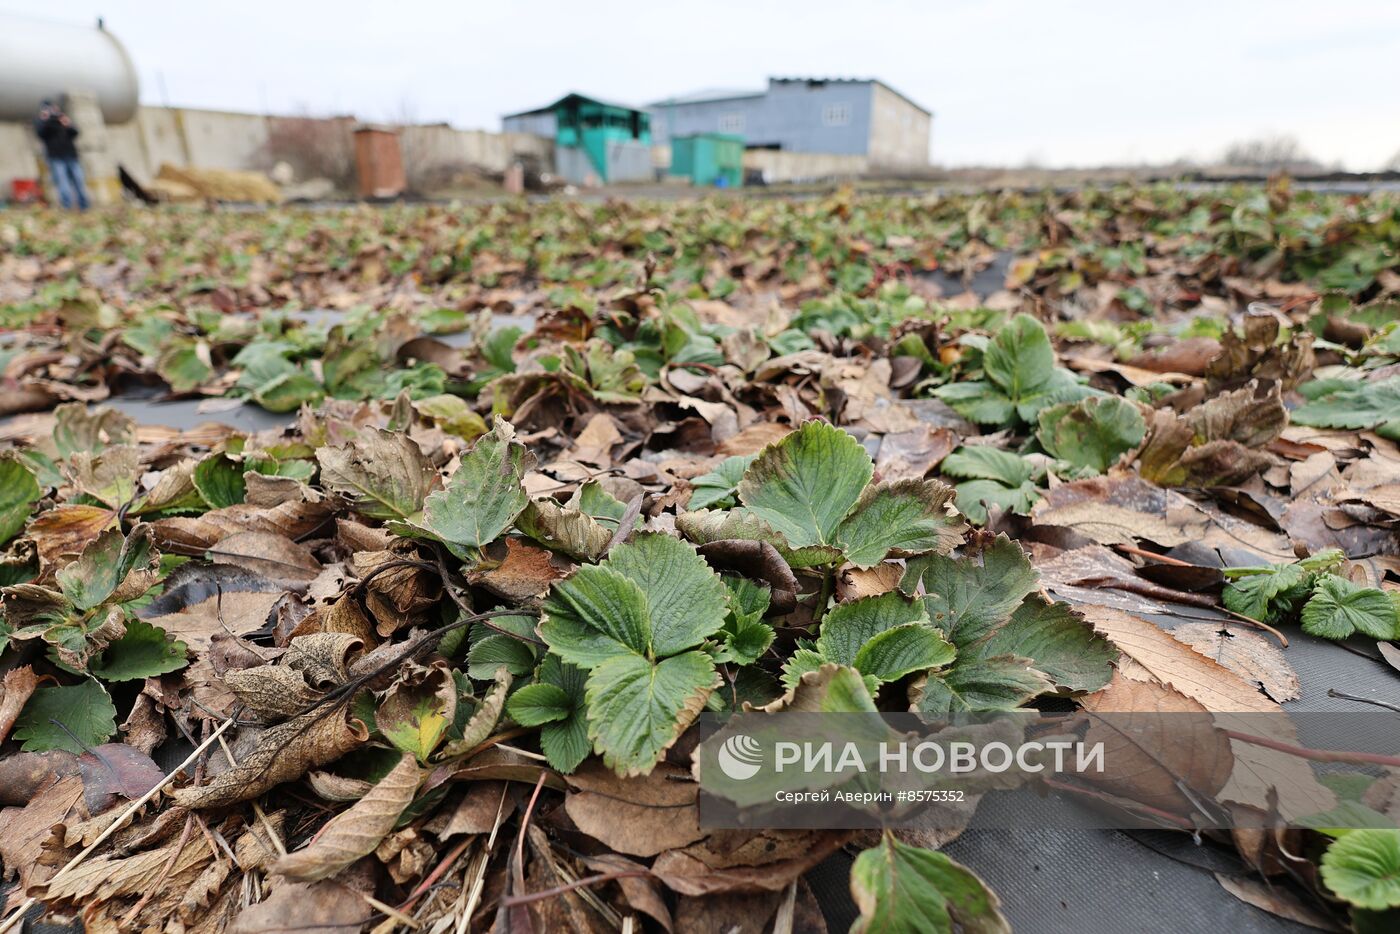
[649,77,931,168]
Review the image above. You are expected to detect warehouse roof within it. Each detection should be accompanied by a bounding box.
[648,77,930,116]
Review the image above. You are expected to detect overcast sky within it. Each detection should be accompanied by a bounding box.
[7,1,1398,169]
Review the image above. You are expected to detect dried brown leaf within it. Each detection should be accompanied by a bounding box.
[171,706,368,809]
[564,761,707,857]
[0,665,40,746]
[1170,623,1300,703]
[273,751,422,881]
[1078,606,1276,713]
[224,664,321,721]
[469,537,564,601]
[207,530,322,582]
[229,861,376,934]
[1079,673,1234,813]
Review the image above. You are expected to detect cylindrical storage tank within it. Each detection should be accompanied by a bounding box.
[0,15,140,123]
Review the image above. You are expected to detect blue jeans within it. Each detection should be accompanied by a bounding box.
[47,157,90,210]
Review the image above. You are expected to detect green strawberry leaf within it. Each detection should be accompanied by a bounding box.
[1321,829,1400,910]
[540,564,652,666]
[913,656,1052,716]
[535,654,590,773]
[982,313,1055,403]
[933,381,1017,426]
[835,479,966,569]
[413,394,488,441]
[901,535,1040,647]
[1222,562,1309,622]
[810,592,954,686]
[688,454,756,510]
[851,624,957,684]
[156,341,213,393]
[1036,395,1145,474]
[604,534,729,657]
[56,526,159,613]
[507,683,572,726]
[968,597,1115,693]
[585,650,717,776]
[193,452,247,509]
[738,420,872,549]
[89,618,188,682]
[816,592,932,664]
[13,680,118,753]
[414,419,531,557]
[940,447,1035,487]
[1302,575,1399,640]
[950,479,1041,525]
[0,454,42,546]
[570,481,641,535]
[850,832,1009,934]
[717,576,775,666]
[464,617,540,680]
[1293,378,1400,431]
[252,370,324,413]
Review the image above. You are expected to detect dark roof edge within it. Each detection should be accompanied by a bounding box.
[503,92,646,119]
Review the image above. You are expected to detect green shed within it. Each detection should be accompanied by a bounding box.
[502,93,653,185]
[669,133,744,187]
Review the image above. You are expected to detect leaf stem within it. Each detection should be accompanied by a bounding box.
[813,566,835,624]
[1222,729,1400,768]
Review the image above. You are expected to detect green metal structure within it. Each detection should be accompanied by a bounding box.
[503,93,652,184]
[669,133,744,187]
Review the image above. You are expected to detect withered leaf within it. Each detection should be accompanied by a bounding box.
[1170,622,1300,703]
[315,427,437,521]
[0,665,41,746]
[469,537,564,601]
[517,496,613,562]
[273,751,422,881]
[172,706,368,809]
[377,659,457,762]
[207,530,322,582]
[282,632,365,688]
[229,861,376,934]
[1079,673,1234,814]
[224,663,321,721]
[436,665,512,760]
[564,761,707,857]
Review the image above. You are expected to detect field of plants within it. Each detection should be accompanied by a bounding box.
[2,182,1400,932]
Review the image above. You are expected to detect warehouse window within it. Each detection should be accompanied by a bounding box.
[823,104,851,126]
[718,113,744,133]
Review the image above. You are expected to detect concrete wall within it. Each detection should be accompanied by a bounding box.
[0,122,36,188]
[868,83,931,167]
[399,124,553,181]
[175,108,270,170]
[743,150,868,183]
[2,104,556,196]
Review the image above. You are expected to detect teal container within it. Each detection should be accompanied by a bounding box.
[669,133,743,187]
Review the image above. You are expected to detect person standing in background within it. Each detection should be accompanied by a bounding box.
[33,100,90,210]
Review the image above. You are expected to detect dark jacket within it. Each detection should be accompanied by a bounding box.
[34,112,80,160]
